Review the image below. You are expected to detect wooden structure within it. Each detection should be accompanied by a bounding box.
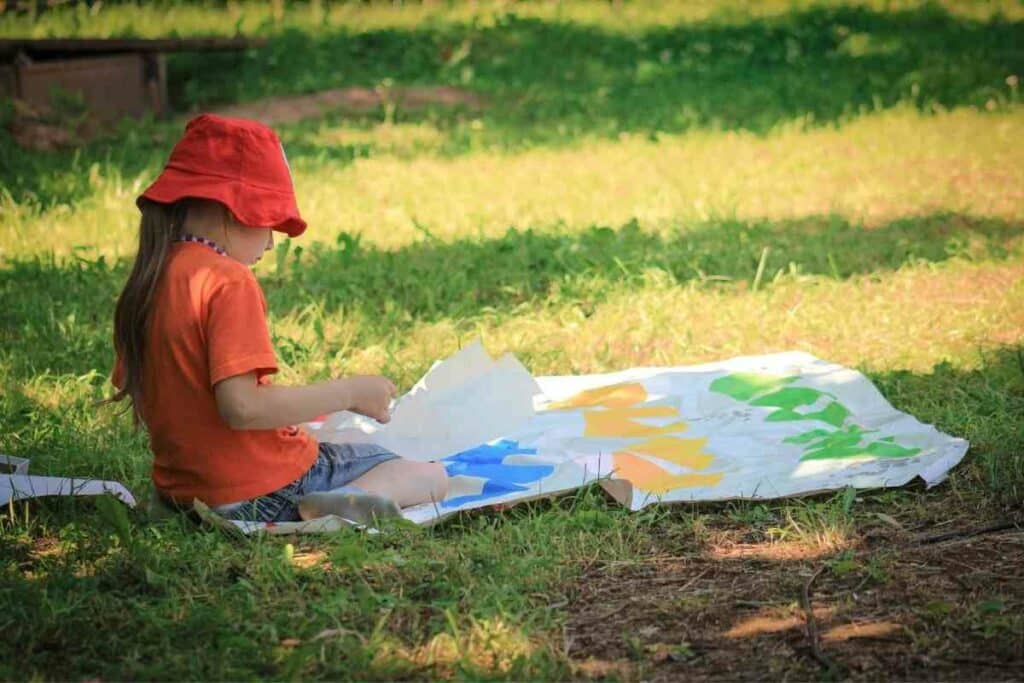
[0,37,266,120]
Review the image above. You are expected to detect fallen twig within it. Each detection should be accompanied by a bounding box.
[915,521,1019,545]
[638,567,712,587]
[948,571,974,593]
[963,571,1024,582]
[940,655,1022,670]
[733,599,785,608]
[311,626,357,642]
[596,555,696,568]
[801,564,843,675]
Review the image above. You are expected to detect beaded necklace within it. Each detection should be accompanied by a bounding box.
[176,233,227,257]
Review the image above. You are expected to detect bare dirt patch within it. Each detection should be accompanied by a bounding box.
[7,85,484,149]
[566,515,1024,681]
[213,85,485,126]
[5,97,97,151]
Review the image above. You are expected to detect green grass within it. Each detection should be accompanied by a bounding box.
[1,1,1022,679]
[3,0,1023,213]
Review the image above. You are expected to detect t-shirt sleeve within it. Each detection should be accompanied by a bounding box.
[205,276,279,387]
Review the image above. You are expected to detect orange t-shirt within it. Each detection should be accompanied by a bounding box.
[112,242,318,506]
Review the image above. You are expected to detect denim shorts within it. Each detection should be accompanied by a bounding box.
[213,442,399,523]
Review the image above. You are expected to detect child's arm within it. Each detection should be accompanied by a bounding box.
[214,373,395,430]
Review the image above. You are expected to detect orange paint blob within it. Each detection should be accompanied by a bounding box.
[612,453,724,494]
[583,405,685,437]
[546,382,647,410]
[618,436,714,470]
[549,381,725,495]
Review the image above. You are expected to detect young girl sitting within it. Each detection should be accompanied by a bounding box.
[110,114,447,525]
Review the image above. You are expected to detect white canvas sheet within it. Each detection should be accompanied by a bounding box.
[216,345,966,533]
[308,340,541,462]
[397,349,967,524]
[1,455,137,508]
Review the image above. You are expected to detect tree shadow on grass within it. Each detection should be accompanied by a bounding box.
[2,3,1022,207]
[174,4,1023,136]
[563,501,1022,680]
[869,344,1024,506]
[0,380,144,485]
[0,211,1020,380]
[0,209,1019,385]
[268,212,1022,323]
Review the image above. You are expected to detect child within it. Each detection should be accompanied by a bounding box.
[109,114,448,525]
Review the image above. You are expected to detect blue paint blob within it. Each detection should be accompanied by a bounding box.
[441,439,553,509]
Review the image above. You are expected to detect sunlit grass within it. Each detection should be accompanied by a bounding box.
[295,105,1022,249]
[3,105,1021,259]
[3,0,1023,38]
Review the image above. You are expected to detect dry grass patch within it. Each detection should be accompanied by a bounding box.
[371,617,542,678]
[330,258,1024,382]
[305,106,1023,250]
[3,107,1021,259]
[214,86,484,126]
[4,0,1023,39]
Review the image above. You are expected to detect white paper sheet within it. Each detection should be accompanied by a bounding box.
[206,349,970,534]
[1,455,136,508]
[311,340,542,461]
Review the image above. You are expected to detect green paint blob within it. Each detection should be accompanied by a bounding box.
[804,401,850,428]
[713,372,922,462]
[783,429,832,445]
[750,386,827,410]
[709,373,796,401]
[747,388,849,428]
[865,441,921,458]
[800,425,874,459]
[765,408,809,422]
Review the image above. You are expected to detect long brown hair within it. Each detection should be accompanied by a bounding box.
[108,198,190,424]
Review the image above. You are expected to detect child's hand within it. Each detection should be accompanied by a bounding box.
[343,375,397,423]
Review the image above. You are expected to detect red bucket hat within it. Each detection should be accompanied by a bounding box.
[138,114,307,237]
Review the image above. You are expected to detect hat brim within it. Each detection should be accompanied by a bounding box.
[138,166,307,238]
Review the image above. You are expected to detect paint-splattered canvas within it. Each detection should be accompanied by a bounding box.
[216,346,966,533]
[397,350,967,524]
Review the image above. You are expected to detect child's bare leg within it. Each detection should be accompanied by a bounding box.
[350,459,448,508]
[295,459,448,522]
[296,489,400,524]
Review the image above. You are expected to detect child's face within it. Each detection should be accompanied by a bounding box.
[224,224,274,266]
